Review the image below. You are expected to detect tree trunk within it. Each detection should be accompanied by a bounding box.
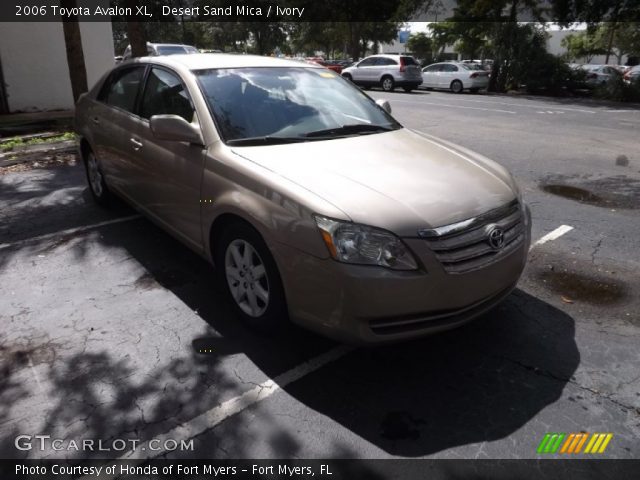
[60,0,88,103]
[605,24,617,65]
[126,0,147,57]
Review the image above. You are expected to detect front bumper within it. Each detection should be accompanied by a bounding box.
[271,206,532,344]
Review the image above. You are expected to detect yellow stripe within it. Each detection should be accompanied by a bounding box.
[597,434,613,454]
[567,434,581,453]
[590,434,606,453]
[574,433,588,453]
[584,433,598,453]
[560,434,575,453]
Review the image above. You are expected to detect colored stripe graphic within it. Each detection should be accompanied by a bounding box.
[574,433,589,453]
[540,433,613,454]
[537,433,552,454]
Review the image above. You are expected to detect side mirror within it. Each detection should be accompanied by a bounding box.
[376,99,392,115]
[150,115,203,145]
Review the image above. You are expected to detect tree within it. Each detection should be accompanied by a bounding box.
[561,31,607,63]
[407,32,432,62]
[125,0,148,57]
[60,0,88,102]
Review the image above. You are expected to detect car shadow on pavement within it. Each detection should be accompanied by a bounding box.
[0,208,578,459]
[95,218,578,457]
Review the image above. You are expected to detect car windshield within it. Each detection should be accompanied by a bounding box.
[195,67,401,144]
[156,46,190,55]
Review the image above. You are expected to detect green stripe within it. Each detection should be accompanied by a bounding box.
[537,433,552,454]
[544,434,558,453]
[550,433,566,453]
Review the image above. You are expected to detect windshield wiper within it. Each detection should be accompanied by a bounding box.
[303,124,395,138]
[226,136,307,146]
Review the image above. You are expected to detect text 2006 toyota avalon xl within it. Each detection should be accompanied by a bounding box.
[75,54,531,344]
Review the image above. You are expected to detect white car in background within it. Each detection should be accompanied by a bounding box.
[579,64,622,87]
[421,62,490,93]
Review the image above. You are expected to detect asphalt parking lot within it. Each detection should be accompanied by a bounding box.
[1,90,639,460]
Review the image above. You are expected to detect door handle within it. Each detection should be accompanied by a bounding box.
[130,138,143,150]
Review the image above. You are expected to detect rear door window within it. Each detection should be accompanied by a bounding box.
[424,64,442,72]
[98,66,146,114]
[358,57,377,67]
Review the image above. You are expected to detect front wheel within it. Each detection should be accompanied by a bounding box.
[342,73,353,82]
[216,222,288,331]
[381,76,395,92]
[450,80,464,94]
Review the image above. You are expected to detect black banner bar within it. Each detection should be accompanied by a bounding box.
[2,459,640,480]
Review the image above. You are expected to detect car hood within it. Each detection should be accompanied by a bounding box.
[231,128,517,237]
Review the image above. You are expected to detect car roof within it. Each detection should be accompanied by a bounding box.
[367,54,414,58]
[122,53,325,71]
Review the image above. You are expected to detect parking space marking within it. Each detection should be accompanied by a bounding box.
[530,225,574,250]
[0,214,142,251]
[389,98,517,114]
[441,97,596,114]
[97,344,353,465]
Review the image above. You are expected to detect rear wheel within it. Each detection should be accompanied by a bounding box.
[381,76,395,92]
[215,222,288,332]
[84,148,111,206]
[450,80,464,94]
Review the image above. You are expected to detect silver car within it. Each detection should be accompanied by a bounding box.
[422,62,490,93]
[75,54,530,344]
[341,54,423,92]
[580,64,622,87]
[121,42,199,62]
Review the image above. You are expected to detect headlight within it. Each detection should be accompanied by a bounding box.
[314,215,418,271]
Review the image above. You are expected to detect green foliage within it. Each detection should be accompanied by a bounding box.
[561,31,607,62]
[406,32,433,62]
[0,133,76,152]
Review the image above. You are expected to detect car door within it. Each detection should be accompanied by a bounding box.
[91,65,147,197]
[135,66,205,250]
[352,57,378,84]
[422,64,442,87]
[439,64,459,88]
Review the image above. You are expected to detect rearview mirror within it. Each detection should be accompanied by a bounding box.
[149,115,203,145]
[376,99,392,115]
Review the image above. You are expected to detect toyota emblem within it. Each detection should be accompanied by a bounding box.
[486,225,505,250]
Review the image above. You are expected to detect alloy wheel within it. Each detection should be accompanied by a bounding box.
[224,239,270,317]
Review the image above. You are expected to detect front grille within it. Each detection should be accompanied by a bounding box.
[419,200,524,274]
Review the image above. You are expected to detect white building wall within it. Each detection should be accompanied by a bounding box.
[0,21,114,112]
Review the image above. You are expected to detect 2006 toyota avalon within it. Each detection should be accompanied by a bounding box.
[75,54,531,344]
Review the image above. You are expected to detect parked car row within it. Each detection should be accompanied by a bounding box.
[340,55,491,94]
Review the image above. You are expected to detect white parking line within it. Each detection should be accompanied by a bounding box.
[77,345,352,470]
[530,225,574,250]
[0,214,142,251]
[390,98,516,114]
[446,97,596,114]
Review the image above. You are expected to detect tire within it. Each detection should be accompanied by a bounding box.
[84,147,111,207]
[450,80,464,94]
[381,76,395,92]
[342,73,352,82]
[215,222,288,332]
